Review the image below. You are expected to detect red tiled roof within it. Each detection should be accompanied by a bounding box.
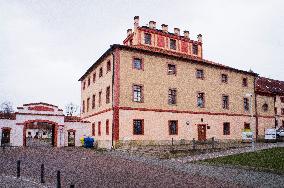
[64,116,90,123]
[256,77,284,95]
[0,112,16,120]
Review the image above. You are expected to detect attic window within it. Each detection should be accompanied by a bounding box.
[144,33,151,45]
[170,39,176,50]
[193,44,198,55]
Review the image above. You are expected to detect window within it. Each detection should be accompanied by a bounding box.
[88,77,90,86]
[106,86,110,104]
[196,69,204,79]
[82,100,85,113]
[280,97,284,103]
[92,123,95,136]
[242,78,248,87]
[169,120,178,135]
[197,93,205,108]
[144,33,151,45]
[107,61,111,72]
[222,95,229,109]
[221,74,228,83]
[93,72,96,83]
[262,103,268,112]
[133,58,142,70]
[99,67,103,78]
[98,121,101,136]
[281,108,284,115]
[192,44,198,55]
[168,89,177,105]
[106,119,109,135]
[168,64,176,75]
[223,122,230,135]
[83,81,86,90]
[92,95,95,109]
[87,98,90,112]
[244,98,249,112]
[133,119,144,135]
[99,91,102,107]
[170,39,176,50]
[133,85,143,102]
[244,123,250,130]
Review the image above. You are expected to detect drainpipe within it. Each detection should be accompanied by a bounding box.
[253,77,258,138]
[111,51,115,149]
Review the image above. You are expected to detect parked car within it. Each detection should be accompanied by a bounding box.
[276,127,284,138]
[265,128,277,142]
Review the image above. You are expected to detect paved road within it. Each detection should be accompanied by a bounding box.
[0,147,240,188]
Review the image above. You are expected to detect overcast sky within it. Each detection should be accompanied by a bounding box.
[1,0,284,112]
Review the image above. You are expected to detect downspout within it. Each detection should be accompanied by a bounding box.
[111,51,115,149]
[253,76,258,138]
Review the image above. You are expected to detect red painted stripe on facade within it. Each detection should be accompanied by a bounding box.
[119,106,253,117]
[15,112,64,117]
[113,48,120,141]
[81,108,113,119]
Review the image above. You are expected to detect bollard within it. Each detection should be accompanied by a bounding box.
[171,138,174,146]
[41,164,45,184]
[212,137,215,149]
[57,171,61,188]
[70,184,75,188]
[192,138,196,150]
[17,160,21,178]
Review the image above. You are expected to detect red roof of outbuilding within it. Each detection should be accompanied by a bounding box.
[256,77,284,95]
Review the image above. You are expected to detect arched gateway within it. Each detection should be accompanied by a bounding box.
[0,102,91,147]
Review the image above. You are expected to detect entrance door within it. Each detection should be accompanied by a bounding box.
[198,124,207,141]
[1,129,11,146]
[68,131,75,146]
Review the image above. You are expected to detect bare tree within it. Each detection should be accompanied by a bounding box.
[65,102,79,116]
[0,101,14,119]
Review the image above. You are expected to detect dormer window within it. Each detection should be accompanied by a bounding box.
[193,44,198,55]
[170,39,176,50]
[144,33,151,45]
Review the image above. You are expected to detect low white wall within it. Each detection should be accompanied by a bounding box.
[64,122,92,147]
[0,119,23,146]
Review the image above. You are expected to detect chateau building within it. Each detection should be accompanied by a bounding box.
[79,16,271,148]
[1,17,283,149]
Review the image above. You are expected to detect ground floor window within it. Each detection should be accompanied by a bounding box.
[98,122,101,136]
[244,123,250,130]
[223,122,230,135]
[169,120,178,135]
[92,123,95,136]
[1,128,11,145]
[133,119,144,135]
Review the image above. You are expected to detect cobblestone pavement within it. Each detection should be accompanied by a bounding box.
[109,143,284,188]
[0,147,240,188]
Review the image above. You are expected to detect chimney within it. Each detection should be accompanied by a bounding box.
[134,16,139,29]
[184,30,189,38]
[197,34,202,42]
[161,24,168,33]
[174,28,180,36]
[149,21,156,29]
[127,29,132,36]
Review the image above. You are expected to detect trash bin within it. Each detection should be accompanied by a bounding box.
[84,137,94,148]
[80,137,85,146]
